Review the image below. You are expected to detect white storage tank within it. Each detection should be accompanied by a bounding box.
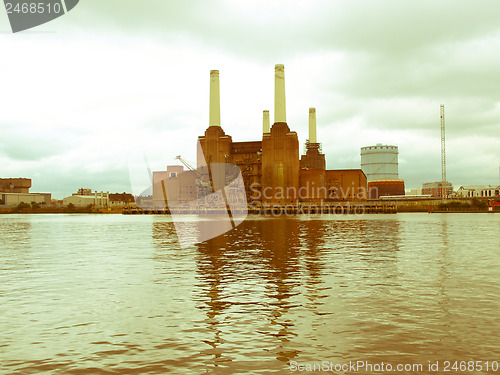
[361,144,399,181]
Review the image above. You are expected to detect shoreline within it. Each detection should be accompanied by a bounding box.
[0,208,124,215]
[1,198,497,215]
[1,209,495,215]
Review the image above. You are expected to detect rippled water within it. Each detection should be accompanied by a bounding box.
[1,213,499,374]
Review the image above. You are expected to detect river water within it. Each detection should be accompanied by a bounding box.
[1,213,499,374]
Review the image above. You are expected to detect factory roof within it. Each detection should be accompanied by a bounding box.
[368,179,405,183]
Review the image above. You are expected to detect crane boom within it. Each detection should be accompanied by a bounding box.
[175,155,212,195]
[175,155,195,172]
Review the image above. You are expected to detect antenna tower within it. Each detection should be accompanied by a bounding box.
[440,104,446,198]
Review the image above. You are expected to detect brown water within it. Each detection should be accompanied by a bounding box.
[1,213,499,374]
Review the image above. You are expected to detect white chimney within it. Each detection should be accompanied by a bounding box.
[209,70,220,127]
[274,64,286,123]
[309,107,317,143]
[263,110,270,133]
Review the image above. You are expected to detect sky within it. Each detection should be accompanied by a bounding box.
[1,0,499,198]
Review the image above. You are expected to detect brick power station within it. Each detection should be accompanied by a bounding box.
[154,65,368,208]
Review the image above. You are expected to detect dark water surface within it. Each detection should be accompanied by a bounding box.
[1,213,499,374]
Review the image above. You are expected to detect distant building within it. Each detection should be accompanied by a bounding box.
[0,178,31,193]
[368,179,405,199]
[422,181,453,198]
[406,187,423,195]
[0,178,51,207]
[1,192,51,206]
[152,166,197,208]
[76,188,92,196]
[109,193,136,208]
[63,190,110,207]
[457,185,499,198]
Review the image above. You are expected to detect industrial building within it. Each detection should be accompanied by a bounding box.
[0,178,31,193]
[367,179,406,199]
[457,185,500,198]
[422,181,453,198]
[0,178,51,207]
[109,193,136,208]
[63,189,110,208]
[198,65,367,205]
[153,65,367,208]
[152,166,197,207]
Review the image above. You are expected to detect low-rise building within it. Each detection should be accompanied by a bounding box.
[1,192,51,206]
[422,181,453,198]
[367,179,405,199]
[63,190,110,208]
[0,178,51,207]
[109,193,136,208]
[406,187,423,195]
[457,185,500,198]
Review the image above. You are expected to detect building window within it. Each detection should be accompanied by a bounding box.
[170,172,177,178]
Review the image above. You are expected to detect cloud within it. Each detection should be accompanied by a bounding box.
[64,1,500,56]
[0,123,69,161]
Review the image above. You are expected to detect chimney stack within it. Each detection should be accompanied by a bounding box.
[274,64,286,123]
[209,70,220,127]
[309,107,317,143]
[263,110,270,133]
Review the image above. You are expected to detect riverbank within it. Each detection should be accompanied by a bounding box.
[1,198,496,214]
[374,197,496,213]
[0,206,124,214]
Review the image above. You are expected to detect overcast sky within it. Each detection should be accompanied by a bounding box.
[1,0,499,198]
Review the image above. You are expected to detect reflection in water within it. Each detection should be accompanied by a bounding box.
[1,214,500,374]
[259,218,302,363]
[438,217,452,341]
[192,217,408,368]
[0,219,32,255]
[299,219,333,345]
[195,235,230,366]
[0,219,32,297]
[193,218,308,369]
[316,219,406,364]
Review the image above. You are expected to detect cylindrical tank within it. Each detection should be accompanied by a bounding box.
[368,179,405,199]
[361,144,399,181]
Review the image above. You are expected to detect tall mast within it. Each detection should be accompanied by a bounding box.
[440,104,446,198]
